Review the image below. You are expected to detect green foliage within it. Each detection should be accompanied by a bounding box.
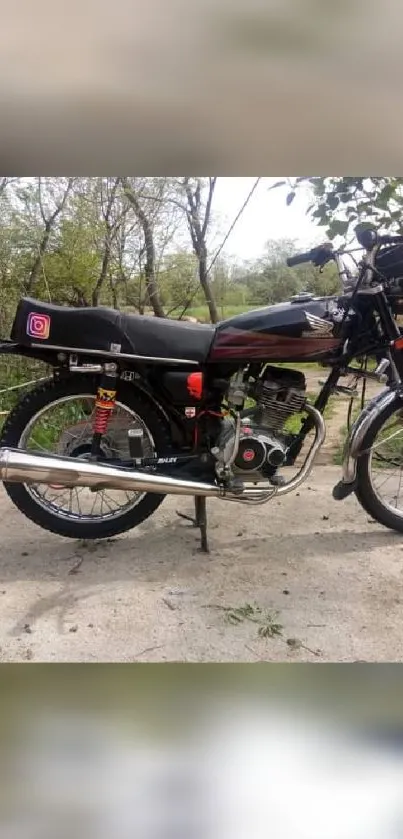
[235,239,340,308]
[213,602,284,638]
[291,177,403,241]
[158,251,199,312]
[41,214,103,306]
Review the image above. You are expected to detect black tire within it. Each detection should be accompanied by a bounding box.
[355,397,403,534]
[0,376,172,540]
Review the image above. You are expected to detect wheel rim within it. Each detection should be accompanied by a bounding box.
[368,408,403,517]
[17,394,155,523]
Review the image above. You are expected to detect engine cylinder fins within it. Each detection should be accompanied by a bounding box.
[251,366,307,433]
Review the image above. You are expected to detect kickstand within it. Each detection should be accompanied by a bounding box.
[176,496,209,553]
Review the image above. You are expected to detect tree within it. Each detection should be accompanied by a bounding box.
[0,178,18,200]
[177,177,219,323]
[241,238,340,306]
[91,177,126,307]
[40,215,102,307]
[26,177,75,294]
[285,177,403,241]
[121,178,167,318]
[158,251,199,314]
[114,214,146,313]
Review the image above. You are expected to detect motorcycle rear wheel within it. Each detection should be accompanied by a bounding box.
[0,376,171,540]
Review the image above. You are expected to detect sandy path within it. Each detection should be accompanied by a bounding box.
[0,461,402,663]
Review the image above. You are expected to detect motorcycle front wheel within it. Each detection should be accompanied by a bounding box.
[0,376,172,539]
[355,398,403,533]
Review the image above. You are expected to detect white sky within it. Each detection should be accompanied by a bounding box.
[213,177,323,263]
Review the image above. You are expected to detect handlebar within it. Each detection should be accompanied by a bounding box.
[286,230,403,294]
[286,251,314,267]
[287,234,403,270]
[286,244,334,269]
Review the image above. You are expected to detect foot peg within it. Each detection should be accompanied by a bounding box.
[332,480,356,501]
[319,381,358,398]
[270,474,287,487]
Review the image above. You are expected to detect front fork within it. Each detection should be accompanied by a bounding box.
[91,363,118,458]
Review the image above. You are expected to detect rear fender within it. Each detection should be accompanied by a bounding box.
[0,340,22,355]
[0,339,61,366]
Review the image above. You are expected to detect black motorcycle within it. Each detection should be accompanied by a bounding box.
[1,225,403,550]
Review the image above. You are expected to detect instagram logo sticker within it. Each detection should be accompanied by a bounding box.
[27,312,51,340]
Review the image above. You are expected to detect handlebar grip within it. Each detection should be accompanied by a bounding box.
[286,251,313,267]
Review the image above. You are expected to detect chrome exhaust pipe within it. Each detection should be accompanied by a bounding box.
[225,403,326,504]
[0,404,325,503]
[0,448,223,498]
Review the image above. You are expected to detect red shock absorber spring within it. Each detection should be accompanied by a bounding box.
[93,387,117,434]
[93,406,111,434]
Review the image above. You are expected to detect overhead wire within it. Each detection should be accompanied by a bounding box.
[176,177,262,319]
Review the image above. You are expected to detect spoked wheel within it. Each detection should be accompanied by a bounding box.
[356,399,403,533]
[0,376,171,539]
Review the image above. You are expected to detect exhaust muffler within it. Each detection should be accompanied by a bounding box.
[0,447,222,498]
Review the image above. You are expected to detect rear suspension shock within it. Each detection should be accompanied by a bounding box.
[91,363,118,458]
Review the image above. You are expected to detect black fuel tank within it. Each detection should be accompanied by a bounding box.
[208,294,348,363]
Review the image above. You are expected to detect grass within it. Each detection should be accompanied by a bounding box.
[333,407,359,466]
[207,601,322,657]
[0,397,94,450]
[285,394,335,434]
[209,602,284,638]
[333,399,403,468]
[277,362,322,372]
[185,303,259,322]
[27,401,94,451]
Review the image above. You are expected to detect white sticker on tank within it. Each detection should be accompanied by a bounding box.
[303,312,334,336]
[110,343,121,353]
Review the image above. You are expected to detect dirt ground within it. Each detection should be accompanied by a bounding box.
[1,379,403,663]
[1,464,403,663]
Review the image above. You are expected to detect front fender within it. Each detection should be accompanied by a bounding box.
[341,386,403,485]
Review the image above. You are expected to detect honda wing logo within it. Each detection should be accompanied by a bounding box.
[303,312,334,337]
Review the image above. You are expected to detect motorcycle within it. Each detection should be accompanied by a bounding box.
[1,225,403,551]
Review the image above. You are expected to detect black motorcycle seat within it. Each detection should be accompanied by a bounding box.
[10,298,216,364]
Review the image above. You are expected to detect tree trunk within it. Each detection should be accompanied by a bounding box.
[198,245,219,323]
[92,240,111,306]
[142,215,165,317]
[109,275,118,309]
[26,221,52,294]
[122,179,165,317]
[92,177,122,307]
[183,178,219,323]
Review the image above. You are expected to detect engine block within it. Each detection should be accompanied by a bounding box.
[214,366,307,480]
[252,366,306,431]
